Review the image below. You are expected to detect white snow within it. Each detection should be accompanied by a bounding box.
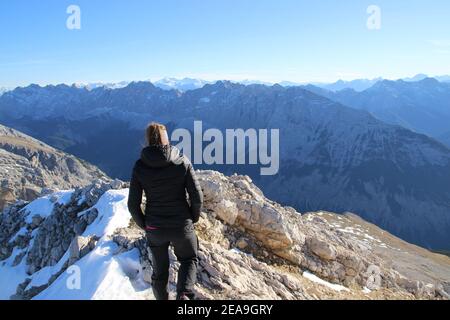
[55,190,74,205]
[0,188,151,300]
[30,189,153,300]
[0,190,74,299]
[77,208,89,218]
[77,194,86,206]
[22,190,73,223]
[8,227,28,244]
[337,227,360,235]
[302,271,350,292]
[26,250,70,290]
[230,248,253,257]
[362,287,372,294]
[31,189,132,296]
[336,225,383,245]
[154,77,209,91]
[230,248,243,255]
[22,197,55,223]
[0,249,29,299]
[82,189,130,238]
[91,249,152,300]
[34,245,153,300]
[364,234,377,241]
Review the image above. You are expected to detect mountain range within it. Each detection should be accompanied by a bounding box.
[18,73,450,96]
[301,74,450,92]
[314,78,384,92]
[1,80,450,249]
[304,78,450,147]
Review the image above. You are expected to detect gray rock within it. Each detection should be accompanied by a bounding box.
[69,235,98,265]
[86,208,99,224]
[73,220,87,235]
[110,179,124,190]
[30,215,43,229]
[307,238,337,261]
[436,282,450,299]
[236,238,248,250]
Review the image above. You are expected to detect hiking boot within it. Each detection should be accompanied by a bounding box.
[177,293,190,300]
[177,291,196,300]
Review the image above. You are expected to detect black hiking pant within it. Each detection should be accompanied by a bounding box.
[146,222,198,300]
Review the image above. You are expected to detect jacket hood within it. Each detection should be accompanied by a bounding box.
[140,145,185,168]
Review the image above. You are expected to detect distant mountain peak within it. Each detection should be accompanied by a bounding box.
[403,73,429,82]
[125,80,156,89]
[317,78,383,92]
[207,80,242,90]
[154,77,210,91]
[368,77,443,92]
[418,77,441,85]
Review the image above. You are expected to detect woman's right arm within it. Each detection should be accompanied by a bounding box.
[127,164,146,229]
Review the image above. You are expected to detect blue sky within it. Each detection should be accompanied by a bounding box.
[0,0,449,87]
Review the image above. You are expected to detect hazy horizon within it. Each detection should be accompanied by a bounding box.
[1,72,449,90]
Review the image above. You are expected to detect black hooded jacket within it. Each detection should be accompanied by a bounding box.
[127,145,203,229]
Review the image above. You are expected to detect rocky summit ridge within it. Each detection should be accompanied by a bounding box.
[0,171,449,300]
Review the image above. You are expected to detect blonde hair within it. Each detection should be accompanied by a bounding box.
[145,122,169,146]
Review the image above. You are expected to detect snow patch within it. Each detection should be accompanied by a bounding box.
[22,190,73,223]
[30,189,143,299]
[8,227,28,244]
[0,259,28,299]
[1,189,136,300]
[55,190,74,206]
[26,250,71,290]
[33,244,153,300]
[82,189,130,238]
[303,271,350,292]
[230,248,253,257]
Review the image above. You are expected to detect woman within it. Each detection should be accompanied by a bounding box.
[128,122,203,300]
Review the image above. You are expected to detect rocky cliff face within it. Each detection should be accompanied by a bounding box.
[0,124,109,210]
[0,171,448,300]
